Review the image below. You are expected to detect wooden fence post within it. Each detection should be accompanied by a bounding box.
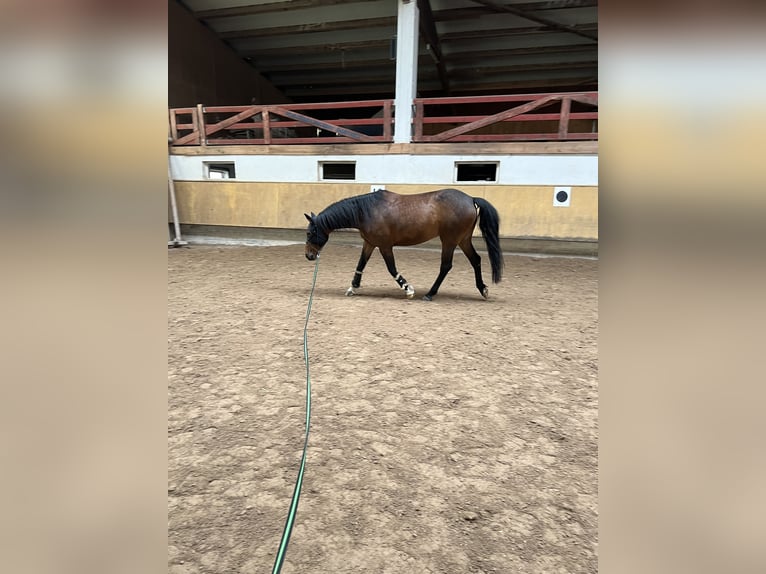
[558,97,571,139]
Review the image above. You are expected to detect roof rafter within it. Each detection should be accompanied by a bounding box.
[417,0,450,95]
[219,15,396,40]
[194,0,381,20]
[468,0,598,42]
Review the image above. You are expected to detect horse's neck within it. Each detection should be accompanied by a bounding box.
[319,200,360,231]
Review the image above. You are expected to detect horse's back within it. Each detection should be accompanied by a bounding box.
[382,188,474,212]
[363,189,477,246]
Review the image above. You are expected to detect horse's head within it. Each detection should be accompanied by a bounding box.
[304,212,328,260]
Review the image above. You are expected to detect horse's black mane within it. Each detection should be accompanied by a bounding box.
[316,190,385,231]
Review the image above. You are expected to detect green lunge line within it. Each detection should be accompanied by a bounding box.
[272,256,320,574]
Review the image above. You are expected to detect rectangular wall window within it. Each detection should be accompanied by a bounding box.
[455,162,498,183]
[320,161,356,181]
[204,162,236,179]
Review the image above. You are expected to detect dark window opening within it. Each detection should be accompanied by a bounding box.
[456,162,498,182]
[204,162,236,179]
[321,162,356,180]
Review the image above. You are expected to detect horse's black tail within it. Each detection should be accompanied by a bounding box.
[473,197,504,283]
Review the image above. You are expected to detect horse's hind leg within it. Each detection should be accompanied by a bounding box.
[346,241,375,296]
[379,246,415,298]
[423,243,457,301]
[459,237,488,299]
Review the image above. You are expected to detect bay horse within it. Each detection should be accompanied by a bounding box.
[304,188,504,301]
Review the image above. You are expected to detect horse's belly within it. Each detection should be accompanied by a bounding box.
[392,227,439,246]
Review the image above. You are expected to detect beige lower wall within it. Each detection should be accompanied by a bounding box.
[173,181,598,241]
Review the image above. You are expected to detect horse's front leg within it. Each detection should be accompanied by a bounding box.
[346,241,375,296]
[379,246,415,298]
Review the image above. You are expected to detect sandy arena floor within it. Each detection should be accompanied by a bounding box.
[168,242,598,574]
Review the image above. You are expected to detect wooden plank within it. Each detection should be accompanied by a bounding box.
[558,97,571,139]
[192,108,200,145]
[271,107,380,142]
[170,141,599,156]
[206,139,267,145]
[202,100,391,113]
[202,105,264,113]
[415,92,596,106]
[421,112,597,123]
[414,100,424,140]
[423,133,599,142]
[223,118,388,130]
[263,110,271,145]
[424,94,561,142]
[382,101,392,141]
[205,137,370,145]
[169,110,178,142]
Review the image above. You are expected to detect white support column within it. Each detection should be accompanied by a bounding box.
[393,0,419,143]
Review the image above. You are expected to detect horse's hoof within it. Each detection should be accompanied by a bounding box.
[481,287,489,300]
[405,285,415,299]
[345,287,355,296]
[422,294,433,301]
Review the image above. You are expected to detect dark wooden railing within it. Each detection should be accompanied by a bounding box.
[169,100,393,145]
[169,92,597,146]
[413,92,598,142]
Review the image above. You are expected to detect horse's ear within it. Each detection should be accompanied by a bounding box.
[304,213,313,222]
[311,212,317,218]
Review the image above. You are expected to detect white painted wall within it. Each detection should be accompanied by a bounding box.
[170,154,598,186]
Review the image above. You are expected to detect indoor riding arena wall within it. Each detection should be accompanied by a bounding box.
[169,150,598,255]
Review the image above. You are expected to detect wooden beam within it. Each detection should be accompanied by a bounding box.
[508,0,598,9]
[429,2,599,23]
[468,0,597,42]
[240,39,390,58]
[417,0,450,95]
[267,72,400,87]
[254,57,413,73]
[219,16,396,40]
[558,96,571,138]
[197,1,596,22]
[170,141,599,156]
[441,77,598,93]
[449,60,597,78]
[445,44,597,61]
[284,85,398,98]
[195,0,381,20]
[441,23,598,42]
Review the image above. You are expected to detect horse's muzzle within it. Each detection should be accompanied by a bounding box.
[305,243,320,261]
